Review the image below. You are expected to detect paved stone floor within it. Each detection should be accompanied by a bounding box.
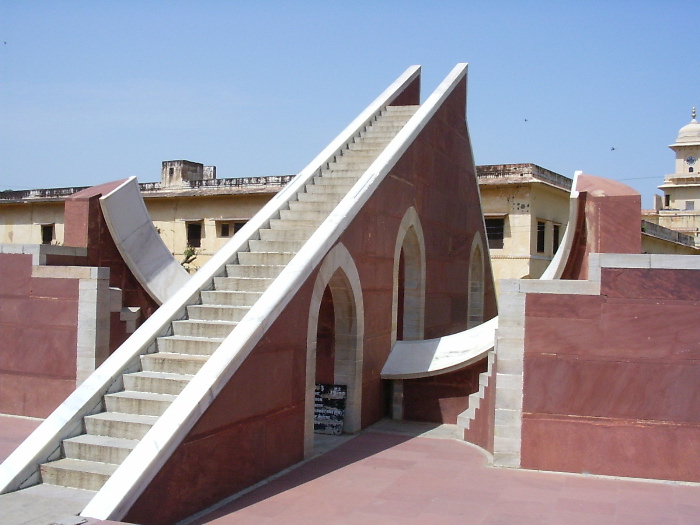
[2,415,699,525]
[182,420,700,525]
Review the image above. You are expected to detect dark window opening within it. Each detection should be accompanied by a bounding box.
[536,221,546,253]
[41,224,54,245]
[234,221,246,233]
[553,224,561,254]
[169,167,174,176]
[219,223,230,237]
[485,218,505,250]
[187,222,203,248]
[690,167,695,173]
[665,194,671,207]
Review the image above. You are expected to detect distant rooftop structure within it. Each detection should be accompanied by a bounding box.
[0,160,294,203]
[476,163,573,191]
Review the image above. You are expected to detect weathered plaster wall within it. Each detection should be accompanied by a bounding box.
[521,267,700,482]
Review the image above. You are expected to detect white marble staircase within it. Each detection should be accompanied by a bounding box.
[34,104,420,496]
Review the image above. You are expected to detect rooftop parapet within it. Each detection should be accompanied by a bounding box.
[476,163,572,191]
[641,219,696,247]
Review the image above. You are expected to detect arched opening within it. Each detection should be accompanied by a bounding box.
[390,208,426,420]
[392,208,426,343]
[305,244,364,457]
[467,235,485,329]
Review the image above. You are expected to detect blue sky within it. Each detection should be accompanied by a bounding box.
[1,1,698,206]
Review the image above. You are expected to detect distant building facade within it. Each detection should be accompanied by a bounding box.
[2,160,695,279]
[643,108,700,246]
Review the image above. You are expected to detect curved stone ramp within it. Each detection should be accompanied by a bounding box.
[381,172,582,380]
[100,176,190,305]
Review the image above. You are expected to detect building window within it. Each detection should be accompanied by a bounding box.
[665,194,671,207]
[186,221,203,248]
[536,221,546,253]
[553,224,561,254]
[687,201,695,211]
[485,218,505,250]
[217,220,247,238]
[41,224,55,245]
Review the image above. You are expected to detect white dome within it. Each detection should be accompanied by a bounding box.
[674,108,700,146]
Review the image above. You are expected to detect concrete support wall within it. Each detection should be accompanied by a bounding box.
[0,250,110,417]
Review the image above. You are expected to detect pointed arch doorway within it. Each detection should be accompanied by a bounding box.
[305,244,364,457]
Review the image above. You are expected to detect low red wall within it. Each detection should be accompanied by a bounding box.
[0,254,79,417]
[463,357,496,453]
[404,359,488,424]
[521,267,700,482]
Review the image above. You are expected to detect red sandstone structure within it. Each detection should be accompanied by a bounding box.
[1,65,699,525]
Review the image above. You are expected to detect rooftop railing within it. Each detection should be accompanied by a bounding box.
[477,163,572,191]
[641,219,696,246]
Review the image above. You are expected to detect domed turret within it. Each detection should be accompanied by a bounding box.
[672,107,700,147]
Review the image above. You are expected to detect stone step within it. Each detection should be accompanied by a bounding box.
[310,175,360,186]
[248,239,304,254]
[268,218,322,230]
[141,351,209,375]
[214,274,275,291]
[84,411,157,440]
[201,289,263,306]
[171,319,238,339]
[157,335,222,356]
[40,458,117,491]
[329,160,374,171]
[304,183,354,194]
[335,151,378,162]
[279,209,329,221]
[295,192,341,204]
[287,200,338,213]
[367,121,410,131]
[359,130,401,140]
[63,434,138,465]
[237,251,295,266]
[123,370,193,395]
[104,390,176,417]
[187,304,251,322]
[225,263,284,278]
[346,141,386,152]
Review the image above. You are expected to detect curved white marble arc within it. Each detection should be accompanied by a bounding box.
[100,177,190,304]
[381,317,498,379]
[381,173,582,379]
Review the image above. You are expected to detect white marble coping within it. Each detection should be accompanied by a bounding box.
[100,177,190,305]
[31,265,109,280]
[588,252,700,282]
[382,317,498,379]
[0,243,88,265]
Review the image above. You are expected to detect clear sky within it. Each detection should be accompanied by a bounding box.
[1,1,698,207]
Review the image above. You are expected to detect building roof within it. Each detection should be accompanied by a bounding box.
[476,163,572,191]
[670,107,700,148]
